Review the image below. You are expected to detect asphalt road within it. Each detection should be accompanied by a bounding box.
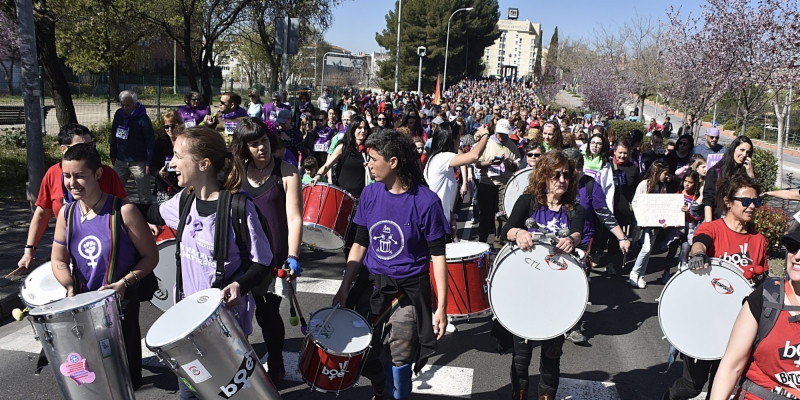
[0,202,710,400]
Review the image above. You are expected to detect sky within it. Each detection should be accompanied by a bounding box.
[324,0,705,54]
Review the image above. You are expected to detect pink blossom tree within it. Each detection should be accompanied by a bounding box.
[578,59,635,116]
[0,8,20,95]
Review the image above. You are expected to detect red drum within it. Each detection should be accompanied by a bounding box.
[430,241,492,317]
[302,183,356,251]
[154,225,175,243]
[298,307,372,394]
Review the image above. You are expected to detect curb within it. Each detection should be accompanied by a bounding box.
[0,286,23,320]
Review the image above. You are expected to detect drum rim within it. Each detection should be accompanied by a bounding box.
[302,222,346,250]
[306,307,373,357]
[487,245,589,340]
[305,182,357,202]
[29,289,117,320]
[657,257,752,360]
[145,289,225,349]
[299,335,365,394]
[19,261,67,308]
[445,241,491,262]
[502,167,533,214]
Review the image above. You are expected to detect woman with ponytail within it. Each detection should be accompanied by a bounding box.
[140,126,274,400]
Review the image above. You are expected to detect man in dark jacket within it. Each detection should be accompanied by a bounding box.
[110,90,155,204]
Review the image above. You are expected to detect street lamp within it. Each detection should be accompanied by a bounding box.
[417,46,426,93]
[394,0,403,93]
[443,7,473,95]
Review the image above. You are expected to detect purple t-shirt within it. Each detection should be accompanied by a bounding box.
[159,189,274,335]
[66,196,136,291]
[353,183,450,279]
[527,205,570,236]
[177,105,211,128]
[262,103,290,122]
[577,175,608,247]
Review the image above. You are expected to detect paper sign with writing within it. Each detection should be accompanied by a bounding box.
[707,153,724,170]
[632,194,685,227]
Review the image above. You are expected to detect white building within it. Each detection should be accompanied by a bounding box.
[483,19,542,80]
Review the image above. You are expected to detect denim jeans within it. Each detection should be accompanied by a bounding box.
[631,227,656,277]
[114,160,151,204]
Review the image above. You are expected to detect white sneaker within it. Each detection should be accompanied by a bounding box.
[629,273,639,288]
[637,277,647,289]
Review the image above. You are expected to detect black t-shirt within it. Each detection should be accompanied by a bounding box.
[611,162,641,224]
[335,149,367,198]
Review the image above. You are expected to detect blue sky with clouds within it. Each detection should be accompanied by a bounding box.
[324,0,705,54]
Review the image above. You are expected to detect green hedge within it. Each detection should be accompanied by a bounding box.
[608,120,645,138]
[745,126,761,141]
[752,147,778,192]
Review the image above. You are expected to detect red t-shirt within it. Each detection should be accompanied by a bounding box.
[694,218,767,274]
[741,281,800,399]
[35,163,128,216]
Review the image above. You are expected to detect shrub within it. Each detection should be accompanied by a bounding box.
[753,204,790,250]
[745,126,761,141]
[723,120,737,132]
[752,147,778,191]
[608,120,644,139]
[0,127,27,148]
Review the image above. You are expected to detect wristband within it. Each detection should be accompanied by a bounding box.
[287,255,299,260]
[122,277,131,288]
[566,235,575,244]
[24,244,36,250]
[618,236,629,242]
[514,228,524,241]
[130,271,139,283]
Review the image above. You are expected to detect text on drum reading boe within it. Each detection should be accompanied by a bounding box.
[218,349,257,398]
[322,360,350,381]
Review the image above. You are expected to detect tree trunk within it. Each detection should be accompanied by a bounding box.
[269,55,280,92]
[34,1,77,127]
[200,43,214,101]
[109,65,120,99]
[181,29,200,95]
[1,58,13,95]
[773,92,789,189]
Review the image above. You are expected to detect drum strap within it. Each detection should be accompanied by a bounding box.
[740,379,798,400]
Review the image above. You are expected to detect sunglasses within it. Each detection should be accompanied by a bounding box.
[219,101,227,105]
[316,118,326,122]
[456,109,463,112]
[786,241,800,254]
[526,152,542,158]
[732,197,762,208]
[552,171,573,180]
[164,124,178,130]
[190,98,200,101]
[678,141,691,147]
[377,117,386,121]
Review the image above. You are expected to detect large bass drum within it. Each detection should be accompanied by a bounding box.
[150,239,177,312]
[488,244,589,340]
[658,258,753,360]
[145,288,281,399]
[28,290,133,400]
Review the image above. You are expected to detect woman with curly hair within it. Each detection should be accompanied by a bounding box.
[498,150,585,400]
[534,120,564,152]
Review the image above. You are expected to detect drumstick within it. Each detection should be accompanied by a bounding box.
[316,303,340,337]
[5,266,25,280]
[279,262,300,327]
[288,284,308,334]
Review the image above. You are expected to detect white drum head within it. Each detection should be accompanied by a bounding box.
[146,288,222,348]
[20,262,66,307]
[488,244,588,340]
[29,289,115,316]
[658,259,752,360]
[503,167,532,215]
[303,224,345,251]
[309,307,372,355]
[493,243,514,271]
[151,240,178,312]
[446,241,490,262]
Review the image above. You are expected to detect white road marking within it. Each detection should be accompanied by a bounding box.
[295,277,342,295]
[412,364,474,398]
[557,377,621,400]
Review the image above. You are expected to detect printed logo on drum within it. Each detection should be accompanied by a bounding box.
[369,221,405,261]
[197,296,209,304]
[710,278,734,294]
[544,254,568,271]
[778,341,800,367]
[154,277,168,301]
[720,243,754,267]
[218,349,256,398]
[322,360,350,380]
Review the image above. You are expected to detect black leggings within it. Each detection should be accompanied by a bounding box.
[254,293,285,374]
[511,334,565,397]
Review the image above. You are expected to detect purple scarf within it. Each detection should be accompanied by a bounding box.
[119,103,147,127]
[222,107,248,120]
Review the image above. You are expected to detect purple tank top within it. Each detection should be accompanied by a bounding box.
[244,165,289,265]
[66,196,136,291]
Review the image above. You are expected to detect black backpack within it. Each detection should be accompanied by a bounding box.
[173,188,275,301]
[66,196,159,301]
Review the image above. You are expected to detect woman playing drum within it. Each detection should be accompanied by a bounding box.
[50,144,158,390]
[140,127,274,399]
[331,130,450,400]
[710,228,800,399]
[663,173,767,400]
[231,118,303,384]
[499,150,585,400]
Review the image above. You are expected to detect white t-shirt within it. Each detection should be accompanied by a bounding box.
[424,152,458,223]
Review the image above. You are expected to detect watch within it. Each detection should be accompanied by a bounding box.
[618,236,629,242]
[24,244,36,250]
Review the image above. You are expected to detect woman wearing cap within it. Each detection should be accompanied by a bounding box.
[663,173,767,400]
[703,135,755,221]
[498,151,585,400]
[710,224,800,400]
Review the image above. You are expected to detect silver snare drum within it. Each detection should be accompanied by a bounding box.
[145,288,282,399]
[28,289,133,400]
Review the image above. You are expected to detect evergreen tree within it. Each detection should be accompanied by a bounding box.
[546,26,559,69]
[375,0,500,92]
[534,28,543,81]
